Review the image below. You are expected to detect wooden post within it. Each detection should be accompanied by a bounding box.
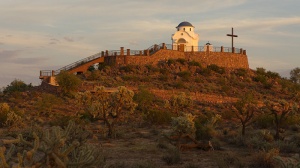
[146,50,150,56]
[101,51,104,57]
[139,51,142,56]
[232,47,235,53]
[240,48,243,54]
[52,70,55,76]
[243,50,247,55]
[105,50,108,56]
[162,43,166,49]
[206,45,209,52]
[120,47,124,56]
[114,52,117,56]
[221,46,224,52]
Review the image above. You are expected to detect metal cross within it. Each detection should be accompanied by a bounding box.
[227,27,238,52]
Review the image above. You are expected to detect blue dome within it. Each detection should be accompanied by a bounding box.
[176,21,194,28]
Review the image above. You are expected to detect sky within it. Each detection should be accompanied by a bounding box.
[0,0,299,87]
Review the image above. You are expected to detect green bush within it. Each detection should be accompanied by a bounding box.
[207,64,225,74]
[56,71,82,96]
[177,71,191,81]
[176,58,186,65]
[167,59,176,65]
[3,79,32,94]
[119,64,136,72]
[188,61,201,67]
[235,68,248,77]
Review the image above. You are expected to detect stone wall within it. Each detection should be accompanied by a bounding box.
[105,49,249,69]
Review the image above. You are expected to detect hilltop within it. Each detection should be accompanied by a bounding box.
[0,59,300,167]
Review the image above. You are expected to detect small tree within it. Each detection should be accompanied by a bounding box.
[3,79,31,94]
[77,86,137,137]
[290,67,300,84]
[232,94,257,136]
[165,92,193,116]
[264,100,298,140]
[56,71,82,96]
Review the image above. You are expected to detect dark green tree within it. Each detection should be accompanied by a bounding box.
[290,67,300,84]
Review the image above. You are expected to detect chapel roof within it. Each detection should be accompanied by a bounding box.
[176,21,194,28]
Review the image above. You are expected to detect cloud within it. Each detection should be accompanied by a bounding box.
[64,36,74,42]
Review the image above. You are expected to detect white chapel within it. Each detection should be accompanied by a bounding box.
[171,21,199,51]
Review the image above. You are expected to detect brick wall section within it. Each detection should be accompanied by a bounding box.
[105,49,249,69]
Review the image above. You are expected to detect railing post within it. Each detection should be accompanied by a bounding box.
[52,70,55,76]
[101,51,104,57]
[127,49,130,56]
[105,50,108,56]
[240,48,243,54]
[162,43,166,49]
[206,45,209,52]
[139,51,142,56]
[120,47,124,56]
[243,50,247,55]
[114,52,117,56]
[146,50,150,56]
[154,44,158,51]
[232,47,235,53]
[221,46,224,52]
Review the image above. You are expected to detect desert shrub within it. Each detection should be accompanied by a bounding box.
[145,64,159,73]
[121,75,140,82]
[98,62,109,70]
[119,64,136,72]
[0,121,104,167]
[162,147,181,165]
[166,92,193,116]
[253,74,267,83]
[35,93,62,116]
[88,65,96,71]
[266,71,280,79]
[171,81,186,89]
[198,68,211,76]
[273,155,300,168]
[256,67,267,75]
[177,71,191,81]
[77,86,137,138]
[0,103,24,129]
[56,71,82,96]
[86,70,101,80]
[194,77,201,83]
[249,148,279,168]
[176,58,186,65]
[274,141,299,153]
[167,59,176,65]
[133,86,156,111]
[188,60,201,67]
[255,113,274,129]
[144,110,173,125]
[171,113,196,137]
[194,114,221,140]
[216,152,243,168]
[158,74,168,81]
[3,79,32,94]
[235,68,248,77]
[207,64,225,74]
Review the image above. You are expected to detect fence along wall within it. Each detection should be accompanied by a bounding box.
[106,49,249,69]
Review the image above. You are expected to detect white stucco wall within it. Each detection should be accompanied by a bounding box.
[172,25,199,51]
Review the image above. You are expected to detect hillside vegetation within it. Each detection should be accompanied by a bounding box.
[0,59,300,167]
